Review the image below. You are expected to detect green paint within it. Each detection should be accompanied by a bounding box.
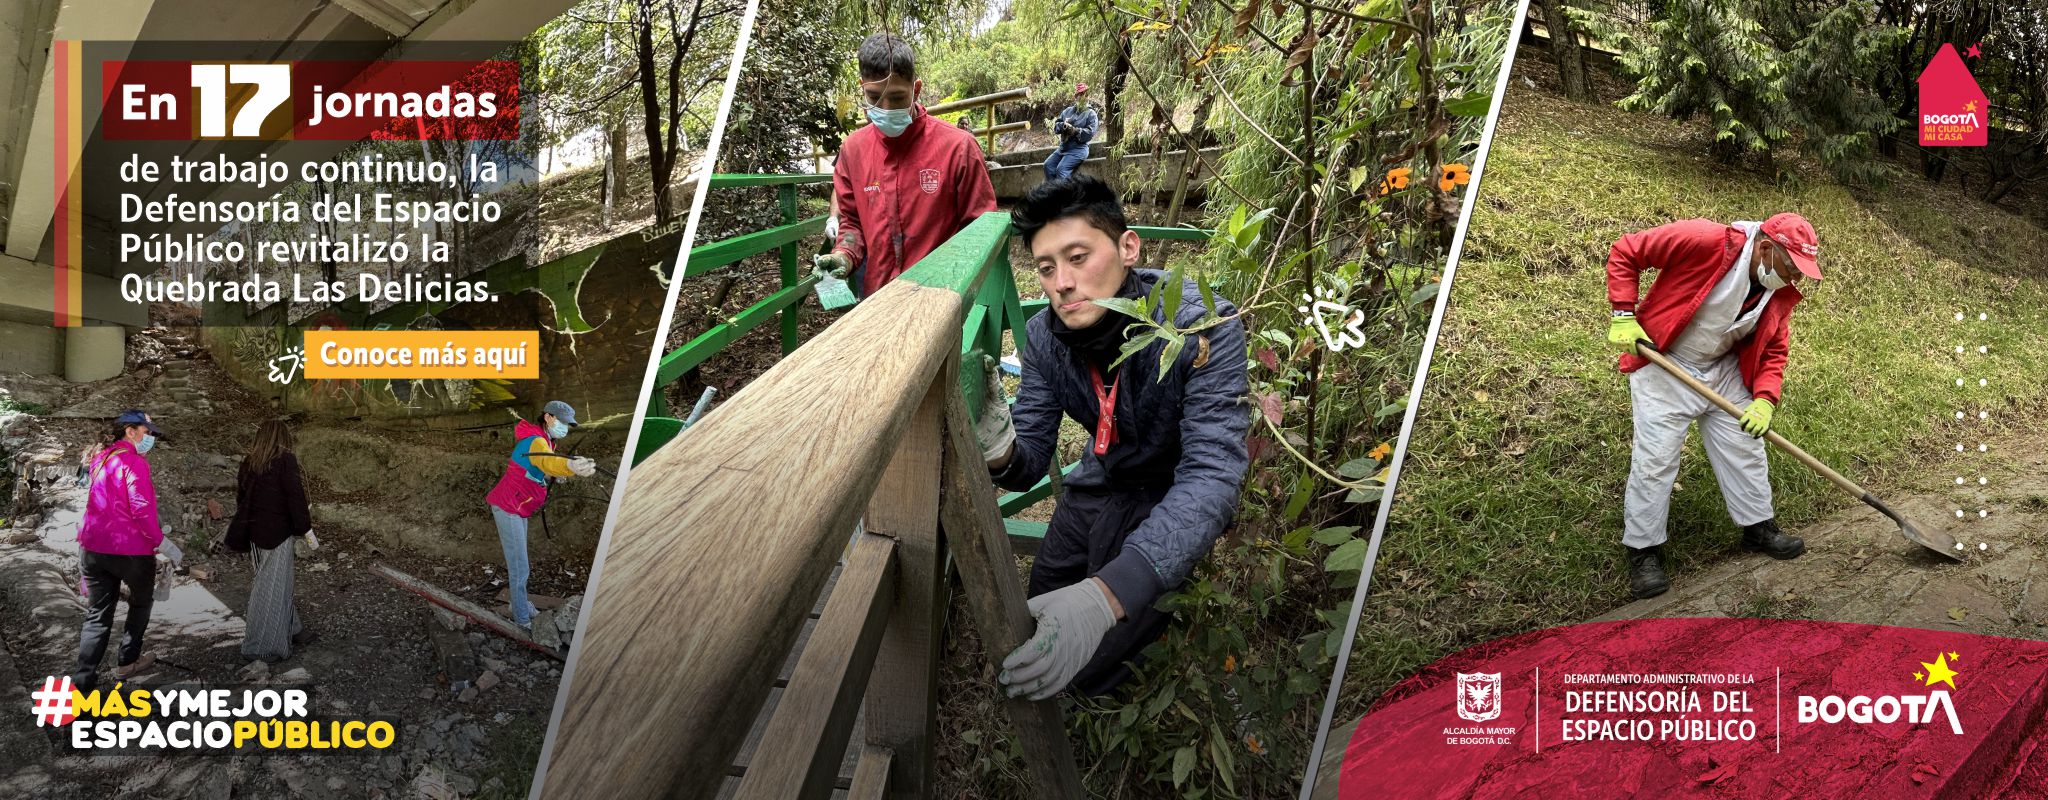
[895,212,1013,301]
[705,173,832,188]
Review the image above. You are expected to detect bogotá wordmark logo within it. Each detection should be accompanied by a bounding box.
[1797,652,1965,735]
[1918,43,1989,147]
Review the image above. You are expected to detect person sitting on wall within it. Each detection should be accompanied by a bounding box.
[976,174,1251,699]
[1043,82,1098,183]
[812,33,998,300]
[484,400,596,634]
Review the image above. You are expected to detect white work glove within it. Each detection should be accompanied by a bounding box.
[975,356,1015,464]
[156,535,184,568]
[1000,579,1118,700]
[568,457,597,477]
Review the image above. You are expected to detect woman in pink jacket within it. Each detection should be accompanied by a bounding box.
[73,409,168,690]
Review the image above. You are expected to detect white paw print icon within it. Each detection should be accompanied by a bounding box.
[1298,287,1368,353]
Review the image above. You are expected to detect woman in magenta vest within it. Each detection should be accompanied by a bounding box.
[485,401,595,632]
[73,409,170,690]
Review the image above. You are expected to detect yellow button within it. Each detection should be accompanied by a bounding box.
[303,330,539,379]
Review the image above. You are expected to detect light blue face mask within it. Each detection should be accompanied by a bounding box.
[867,105,914,137]
[136,433,156,454]
[548,421,569,439]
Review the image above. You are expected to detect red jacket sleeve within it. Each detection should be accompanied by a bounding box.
[831,146,866,266]
[1606,219,1724,311]
[1750,315,1790,404]
[956,138,996,227]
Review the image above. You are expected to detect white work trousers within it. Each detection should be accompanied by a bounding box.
[1623,354,1775,548]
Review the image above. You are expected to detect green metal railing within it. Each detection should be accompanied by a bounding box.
[639,173,832,451]
[636,174,1210,550]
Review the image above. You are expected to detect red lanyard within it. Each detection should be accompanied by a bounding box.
[1089,364,1119,456]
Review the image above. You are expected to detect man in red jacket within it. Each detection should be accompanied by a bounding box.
[1605,213,1823,599]
[812,33,997,298]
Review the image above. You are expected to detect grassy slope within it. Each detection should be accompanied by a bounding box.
[1340,83,2048,711]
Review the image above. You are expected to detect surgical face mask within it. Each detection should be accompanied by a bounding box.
[1755,258,1788,291]
[548,421,569,439]
[135,433,156,454]
[867,105,914,137]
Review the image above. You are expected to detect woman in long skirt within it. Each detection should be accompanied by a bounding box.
[225,418,317,662]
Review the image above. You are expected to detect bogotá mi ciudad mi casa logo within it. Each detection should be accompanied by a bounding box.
[1797,652,1965,735]
[1918,43,1989,147]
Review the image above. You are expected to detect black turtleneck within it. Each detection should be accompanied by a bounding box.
[1048,270,1146,369]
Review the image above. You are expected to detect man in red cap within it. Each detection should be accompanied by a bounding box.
[812,33,997,300]
[1043,82,1098,182]
[1604,213,1823,598]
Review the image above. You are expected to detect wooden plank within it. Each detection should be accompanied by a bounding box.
[538,277,966,800]
[997,461,1079,515]
[861,375,946,799]
[737,533,897,800]
[1002,518,1048,559]
[846,747,893,800]
[778,183,803,354]
[933,353,1085,796]
[707,173,833,188]
[1128,225,1214,241]
[370,563,562,660]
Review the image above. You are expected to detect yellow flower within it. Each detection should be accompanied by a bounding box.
[1245,734,1266,754]
[1224,654,1238,672]
[1369,442,1392,460]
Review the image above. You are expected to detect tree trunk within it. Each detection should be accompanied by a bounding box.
[634,0,673,226]
[1535,0,1590,101]
[1103,32,1132,146]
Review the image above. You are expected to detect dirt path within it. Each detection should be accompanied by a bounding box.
[0,325,598,799]
[1593,426,2048,638]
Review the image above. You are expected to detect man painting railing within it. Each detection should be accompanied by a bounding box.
[977,175,1251,699]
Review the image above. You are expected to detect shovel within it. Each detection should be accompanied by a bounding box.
[1636,344,1962,561]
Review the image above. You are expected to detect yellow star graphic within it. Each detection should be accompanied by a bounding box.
[1914,671,1926,681]
[1964,101,1978,113]
[1949,651,1960,662]
[1921,653,1960,690]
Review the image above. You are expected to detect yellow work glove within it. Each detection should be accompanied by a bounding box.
[1740,398,1775,438]
[1607,313,1649,355]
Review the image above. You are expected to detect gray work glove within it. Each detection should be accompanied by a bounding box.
[1000,579,1118,700]
[568,456,597,477]
[974,356,1015,464]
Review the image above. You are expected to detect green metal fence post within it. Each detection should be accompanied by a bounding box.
[777,182,801,354]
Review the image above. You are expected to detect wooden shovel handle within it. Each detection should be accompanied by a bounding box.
[1634,344,1867,498]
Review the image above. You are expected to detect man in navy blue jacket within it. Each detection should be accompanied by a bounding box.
[1042,83,1099,182]
[979,174,1250,699]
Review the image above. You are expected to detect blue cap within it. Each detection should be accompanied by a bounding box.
[116,409,162,436]
[543,400,578,426]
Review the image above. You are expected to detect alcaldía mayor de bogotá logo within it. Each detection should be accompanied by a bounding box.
[1797,652,1965,735]
[1918,43,1989,147]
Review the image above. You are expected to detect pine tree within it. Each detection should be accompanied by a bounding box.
[1572,0,1903,183]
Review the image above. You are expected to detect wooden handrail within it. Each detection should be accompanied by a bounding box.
[540,276,962,799]
[539,211,1081,800]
